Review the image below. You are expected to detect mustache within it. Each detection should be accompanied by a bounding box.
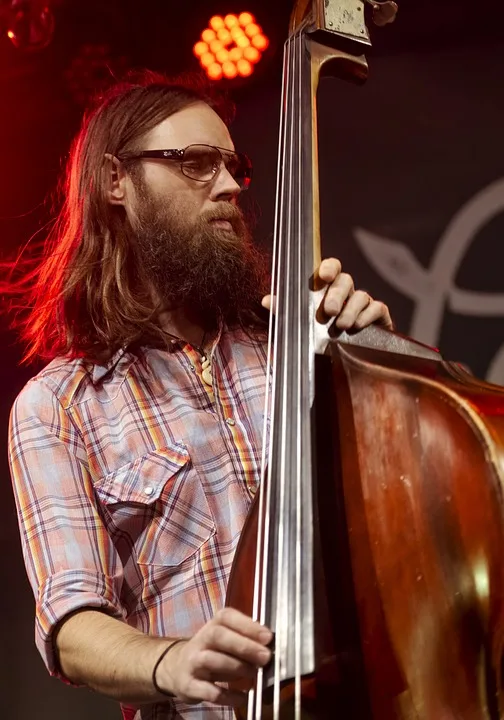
[200,204,245,226]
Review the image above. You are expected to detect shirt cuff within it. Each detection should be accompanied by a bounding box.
[35,568,126,681]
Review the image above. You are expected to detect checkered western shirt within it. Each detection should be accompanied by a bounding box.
[8,326,269,720]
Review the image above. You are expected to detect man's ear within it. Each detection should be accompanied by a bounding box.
[104,153,128,206]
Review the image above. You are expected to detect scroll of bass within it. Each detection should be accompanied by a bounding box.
[226,1,504,718]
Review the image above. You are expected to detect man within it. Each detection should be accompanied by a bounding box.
[8,73,393,720]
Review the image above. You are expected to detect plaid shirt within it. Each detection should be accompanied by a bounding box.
[8,326,269,720]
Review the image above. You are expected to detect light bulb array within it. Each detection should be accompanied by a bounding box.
[193,12,269,81]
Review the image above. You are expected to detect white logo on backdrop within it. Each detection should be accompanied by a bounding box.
[354,178,504,384]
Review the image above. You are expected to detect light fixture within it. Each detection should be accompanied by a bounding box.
[193,12,270,81]
[1,0,55,51]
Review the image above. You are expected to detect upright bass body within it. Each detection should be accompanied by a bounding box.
[320,330,504,719]
[228,331,504,718]
[225,0,504,717]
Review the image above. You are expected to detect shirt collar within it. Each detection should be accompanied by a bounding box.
[91,346,129,385]
[90,321,228,385]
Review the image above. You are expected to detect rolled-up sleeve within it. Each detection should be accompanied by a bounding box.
[8,378,126,677]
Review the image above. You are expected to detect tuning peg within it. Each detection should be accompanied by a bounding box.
[364,0,398,27]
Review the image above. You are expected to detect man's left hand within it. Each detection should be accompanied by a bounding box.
[261,257,393,331]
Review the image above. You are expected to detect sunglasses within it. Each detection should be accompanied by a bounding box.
[117,143,253,190]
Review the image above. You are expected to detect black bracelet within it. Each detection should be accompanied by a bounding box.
[152,638,187,698]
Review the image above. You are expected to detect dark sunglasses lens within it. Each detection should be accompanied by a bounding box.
[182,145,220,181]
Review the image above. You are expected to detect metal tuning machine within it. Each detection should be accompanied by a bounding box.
[364,0,398,26]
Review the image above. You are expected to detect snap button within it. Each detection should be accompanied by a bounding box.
[143,486,154,496]
[225,418,235,426]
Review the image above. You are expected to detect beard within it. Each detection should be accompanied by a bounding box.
[130,181,270,329]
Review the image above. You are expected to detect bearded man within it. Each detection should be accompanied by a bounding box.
[7,73,393,720]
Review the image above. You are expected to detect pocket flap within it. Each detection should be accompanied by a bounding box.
[95,445,190,506]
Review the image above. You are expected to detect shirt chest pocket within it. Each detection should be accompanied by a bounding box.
[94,446,216,568]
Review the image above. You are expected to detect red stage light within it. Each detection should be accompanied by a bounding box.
[195,12,270,81]
[217,28,232,44]
[208,63,223,80]
[236,58,253,77]
[235,34,250,48]
[216,48,229,63]
[222,61,238,79]
[238,12,255,26]
[201,28,216,43]
[243,46,260,63]
[252,34,269,51]
[209,15,225,31]
[230,27,245,42]
[245,23,260,38]
[228,47,243,62]
[224,14,239,29]
[200,52,215,68]
[209,39,223,54]
[193,41,208,58]
[5,0,55,51]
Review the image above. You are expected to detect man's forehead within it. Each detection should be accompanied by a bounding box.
[143,103,235,151]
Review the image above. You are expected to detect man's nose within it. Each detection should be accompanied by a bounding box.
[210,163,241,200]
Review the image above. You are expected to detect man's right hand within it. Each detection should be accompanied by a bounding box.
[156,608,273,707]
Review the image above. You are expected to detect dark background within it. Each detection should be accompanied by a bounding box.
[1,0,503,716]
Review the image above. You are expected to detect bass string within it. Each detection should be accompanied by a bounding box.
[271,27,303,720]
[294,28,304,720]
[271,26,296,720]
[251,27,306,720]
[249,27,292,720]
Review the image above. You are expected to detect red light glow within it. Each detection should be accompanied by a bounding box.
[217,28,232,44]
[193,41,208,58]
[224,14,239,29]
[229,47,243,62]
[201,28,216,43]
[245,23,260,38]
[222,62,238,79]
[210,16,225,31]
[216,49,229,63]
[209,39,223,54]
[230,26,245,40]
[208,63,223,80]
[195,12,270,81]
[235,34,250,48]
[200,52,216,68]
[236,58,253,77]
[243,46,260,63]
[252,34,269,51]
[238,12,255,26]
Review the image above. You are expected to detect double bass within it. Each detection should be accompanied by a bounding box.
[226,1,504,717]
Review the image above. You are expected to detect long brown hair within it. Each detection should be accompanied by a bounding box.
[2,70,264,365]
